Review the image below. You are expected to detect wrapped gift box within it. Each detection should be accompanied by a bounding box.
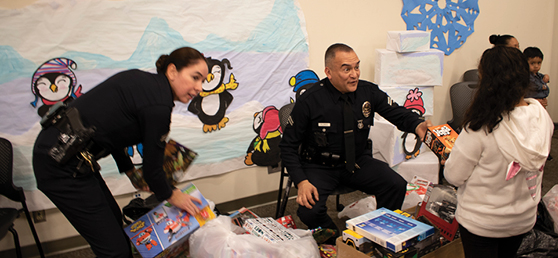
[386,30,431,53]
[379,85,434,117]
[375,49,444,87]
[370,116,422,167]
[392,150,439,184]
[369,117,405,167]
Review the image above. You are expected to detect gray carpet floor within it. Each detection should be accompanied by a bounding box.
[44,127,558,257]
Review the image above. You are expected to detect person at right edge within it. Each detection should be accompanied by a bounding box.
[444,46,554,258]
[279,43,432,243]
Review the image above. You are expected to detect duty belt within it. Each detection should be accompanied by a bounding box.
[41,102,99,175]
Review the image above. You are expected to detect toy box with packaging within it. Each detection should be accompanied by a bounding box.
[345,207,435,253]
[417,184,459,241]
[338,204,464,258]
[128,139,198,189]
[423,124,458,160]
[124,183,215,258]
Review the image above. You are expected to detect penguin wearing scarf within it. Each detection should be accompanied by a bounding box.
[245,106,282,167]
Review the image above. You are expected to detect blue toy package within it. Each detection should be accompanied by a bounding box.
[346,207,435,253]
[124,183,215,258]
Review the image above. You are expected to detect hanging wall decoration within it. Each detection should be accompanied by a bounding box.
[401,0,480,55]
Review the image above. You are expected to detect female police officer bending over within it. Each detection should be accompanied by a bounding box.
[32,47,208,258]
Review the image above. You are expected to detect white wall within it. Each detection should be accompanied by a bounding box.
[1,0,556,255]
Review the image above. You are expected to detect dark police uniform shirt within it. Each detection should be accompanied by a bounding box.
[279,78,422,186]
[69,69,175,201]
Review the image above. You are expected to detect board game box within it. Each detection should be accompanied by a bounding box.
[345,207,435,253]
[124,183,215,258]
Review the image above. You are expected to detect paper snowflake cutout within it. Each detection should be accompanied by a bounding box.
[401,0,479,55]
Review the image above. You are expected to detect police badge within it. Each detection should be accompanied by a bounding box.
[362,101,371,118]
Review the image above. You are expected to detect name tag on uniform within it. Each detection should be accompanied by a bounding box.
[318,122,331,127]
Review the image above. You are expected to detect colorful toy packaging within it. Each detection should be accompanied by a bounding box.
[423,124,458,160]
[124,183,215,258]
[128,139,198,189]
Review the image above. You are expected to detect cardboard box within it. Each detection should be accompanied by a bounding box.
[124,183,215,258]
[386,30,431,53]
[423,124,458,160]
[336,236,464,258]
[375,49,443,87]
[345,208,435,253]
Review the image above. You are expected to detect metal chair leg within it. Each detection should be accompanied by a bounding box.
[9,226,22,258]
[277,178,293,219]
[22,203,45,258]
[275,166,286,219]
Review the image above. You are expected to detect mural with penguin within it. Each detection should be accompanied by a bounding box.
[244,105,282,167]
[188,57,238,133]
[289,69,319,102]
[30,58,83,117]
[401,87,425,159]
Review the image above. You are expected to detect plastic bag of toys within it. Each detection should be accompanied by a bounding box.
[189,215,320,258]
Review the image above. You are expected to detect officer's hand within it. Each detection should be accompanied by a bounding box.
[415,120,433,141]
[296,180,319,209]
[167,189,202,216]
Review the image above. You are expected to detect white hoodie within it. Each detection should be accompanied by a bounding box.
[444,98,554,237]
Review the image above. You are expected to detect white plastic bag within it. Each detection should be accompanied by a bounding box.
[402,191,423,211]
[337,195,377,219]
[542,184,558,233]
[189,215,320,258]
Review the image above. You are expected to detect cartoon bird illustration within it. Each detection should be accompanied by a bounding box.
[136,227,158,250]
[126,143,144,165]
[30,58,83,117]
[163,211,190,241]
[188,57,238,133]
[289,69,319,101]
[245,106,282,167]
[401,87,425,159]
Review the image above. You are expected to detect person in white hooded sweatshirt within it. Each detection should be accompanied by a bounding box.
[444,46,554,258]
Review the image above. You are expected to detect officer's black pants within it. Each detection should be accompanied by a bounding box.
[297,154,406,234]
[33,127,132,258]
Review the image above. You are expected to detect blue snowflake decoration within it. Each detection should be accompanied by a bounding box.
[401,0,479,55]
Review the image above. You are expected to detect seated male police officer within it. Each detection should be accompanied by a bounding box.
[279,43,432,238]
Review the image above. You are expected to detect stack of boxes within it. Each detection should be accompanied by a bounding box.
[369,30,444,183]
[341,208,437,257]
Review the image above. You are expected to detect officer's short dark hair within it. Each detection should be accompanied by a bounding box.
[325,43,354,67]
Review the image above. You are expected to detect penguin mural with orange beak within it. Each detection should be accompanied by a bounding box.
[188,57,238,133]
[245,106,282,167]
[30,57,83,117]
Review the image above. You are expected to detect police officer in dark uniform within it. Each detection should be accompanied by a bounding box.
[279,43,432,239]
[32,47,208,258]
